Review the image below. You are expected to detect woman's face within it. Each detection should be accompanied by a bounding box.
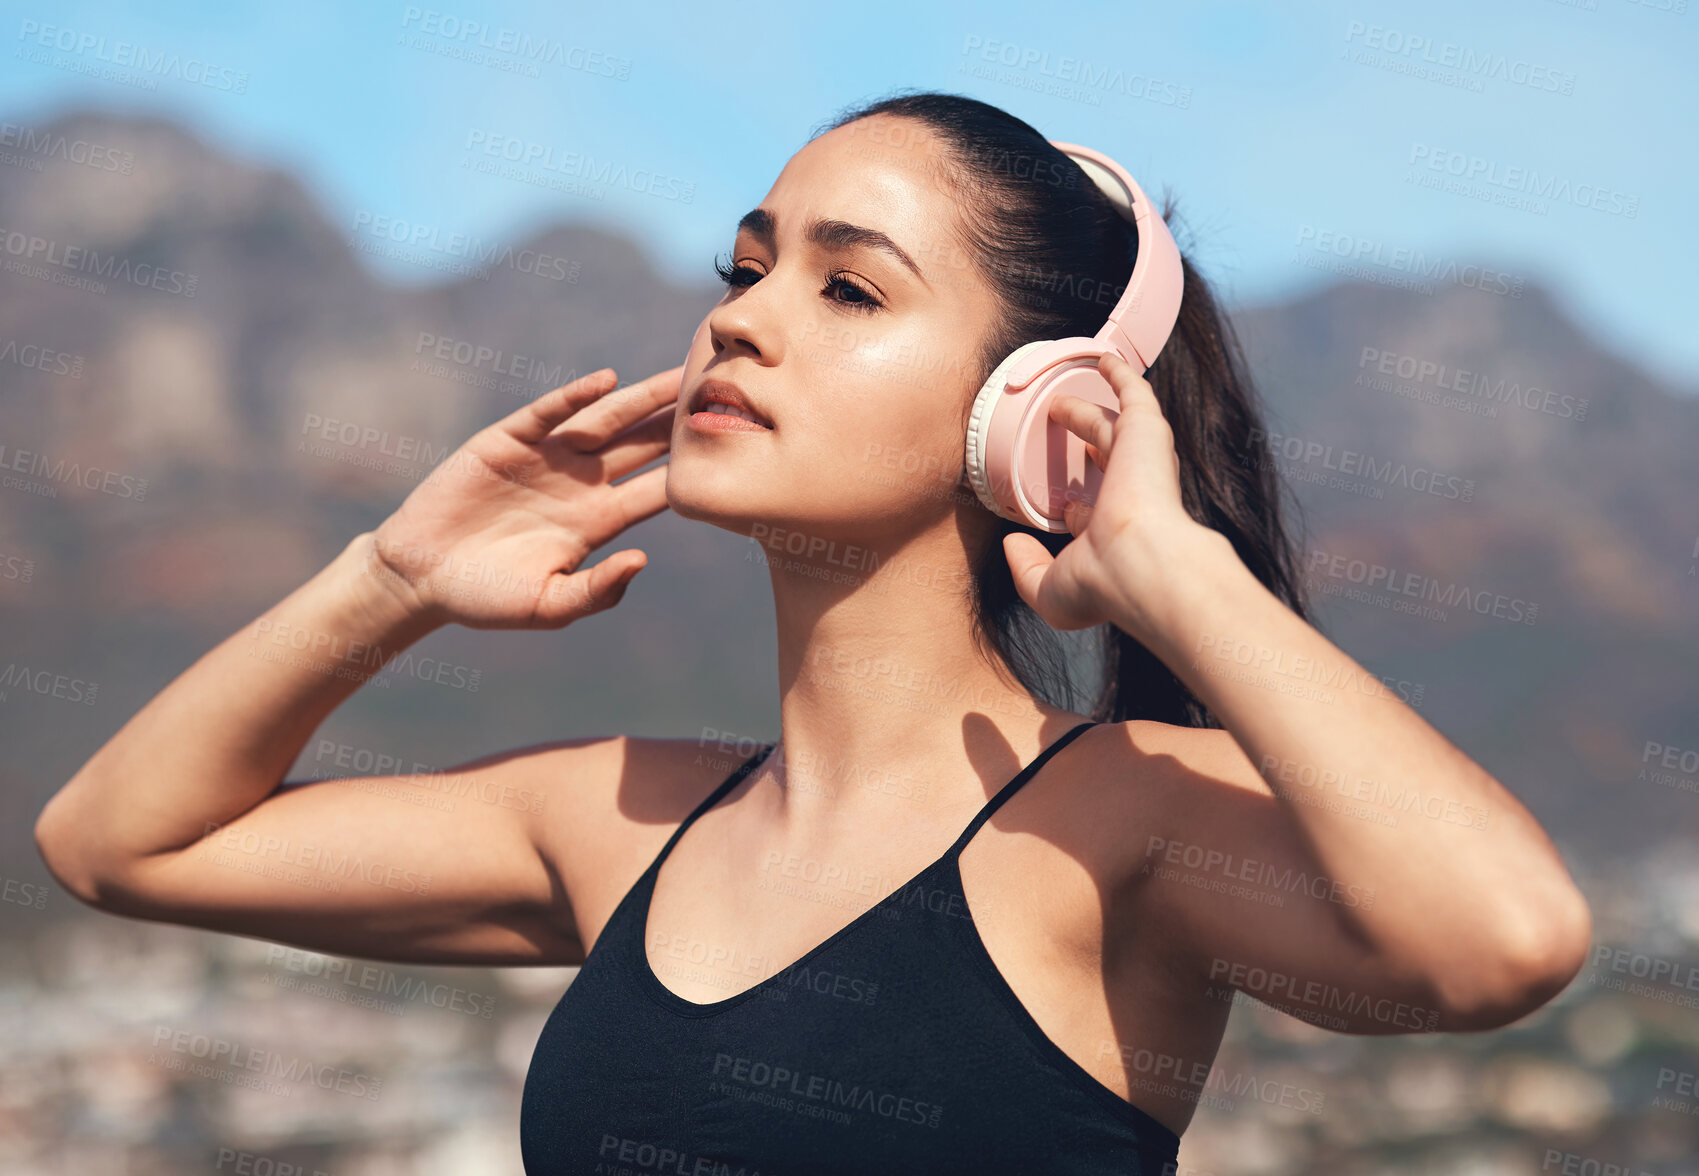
[667,115,1000,548]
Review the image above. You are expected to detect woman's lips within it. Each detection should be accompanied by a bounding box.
[687,405,773,433]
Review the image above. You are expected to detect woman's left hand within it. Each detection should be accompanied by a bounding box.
[1002,349,1228,635]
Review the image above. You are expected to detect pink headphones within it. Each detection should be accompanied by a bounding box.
[963,140,1184,532]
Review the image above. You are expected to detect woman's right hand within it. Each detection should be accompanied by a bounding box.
[366,365,681,630]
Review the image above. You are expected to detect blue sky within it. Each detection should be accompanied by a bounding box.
[3,0,1694,390]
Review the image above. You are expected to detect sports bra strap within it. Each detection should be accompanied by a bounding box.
[654,721,1097,875]
[945,720,1099,858]
[652,740,776,866]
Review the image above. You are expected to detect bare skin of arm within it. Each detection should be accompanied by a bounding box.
[33,366,683,966]
[1020,352,1593,1036]
[1119,550,1592,1034]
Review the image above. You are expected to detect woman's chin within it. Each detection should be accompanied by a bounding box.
[664,478,759,532]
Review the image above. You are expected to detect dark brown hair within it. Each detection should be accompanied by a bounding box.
[814,90,1309,728]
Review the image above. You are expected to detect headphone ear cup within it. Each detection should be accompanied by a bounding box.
[965,340,1051,521]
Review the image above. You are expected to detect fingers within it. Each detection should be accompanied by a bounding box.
[533,548,648,628]
[1049,394,1117,465]
[1004,532,1099,631]
[605,463,673,528]
[576,409,674,482]
[552,463,672,562]
[1097,350,1163,419]
[1002,532,1054,614]
[1061,491,1094,536]
[551,365,685,450]
[502,368,621,445]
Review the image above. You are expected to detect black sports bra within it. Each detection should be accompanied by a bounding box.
[520,720,1183,1174]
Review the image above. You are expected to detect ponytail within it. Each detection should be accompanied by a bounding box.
[1091,239,1310,726]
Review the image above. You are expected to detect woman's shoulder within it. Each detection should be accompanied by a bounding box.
[487,730,772,817]
[1083,718,1249,784]
[1070,718,1261,834]
[520,732,772,899]
[1071,719,1287,898]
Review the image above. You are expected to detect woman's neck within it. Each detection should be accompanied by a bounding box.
[761,536,1075,842]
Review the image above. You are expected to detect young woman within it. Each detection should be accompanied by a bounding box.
[36,92,1591,1175]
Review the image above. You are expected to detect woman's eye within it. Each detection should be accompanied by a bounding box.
[713,255,762,288]
[711,255,884,315]
[825,272,882,314]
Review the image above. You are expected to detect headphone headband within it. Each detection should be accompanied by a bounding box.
[1049,140,1184,374]
[961,139,1187,531]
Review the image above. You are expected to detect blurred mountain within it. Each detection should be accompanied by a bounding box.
[1233,277,1699,852]
[2,106,1695,897]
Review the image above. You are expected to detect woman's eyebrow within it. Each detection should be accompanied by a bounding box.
[735,207,929,286]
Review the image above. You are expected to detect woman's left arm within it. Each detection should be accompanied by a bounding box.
[1004,350,1593,1030]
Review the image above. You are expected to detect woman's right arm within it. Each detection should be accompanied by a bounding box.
[32,365,684,966]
